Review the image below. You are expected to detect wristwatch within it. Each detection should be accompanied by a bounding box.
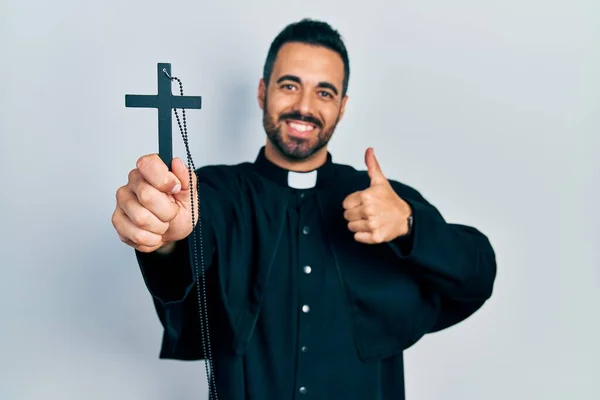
[407,214,414,235]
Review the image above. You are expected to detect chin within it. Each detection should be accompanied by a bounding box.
[279,137,326,161]
[280,144,314,160]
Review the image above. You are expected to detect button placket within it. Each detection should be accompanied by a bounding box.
[295,192,317,398]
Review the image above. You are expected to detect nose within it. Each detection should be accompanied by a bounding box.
[294,89,316,115]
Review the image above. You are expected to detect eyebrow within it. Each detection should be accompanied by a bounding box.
[276,74,339,96]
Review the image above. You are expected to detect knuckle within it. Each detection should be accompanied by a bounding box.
[115,186,127,204]
[111,211,120,228]
[131,211,151,229]
[367,219,379,230]
[136,155,152,171]
[127,168,137,182]
[137,185,155,206]
[131,229,149,245]
[360,191,372,202]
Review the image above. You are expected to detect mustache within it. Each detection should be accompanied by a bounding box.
[279,111,322,128]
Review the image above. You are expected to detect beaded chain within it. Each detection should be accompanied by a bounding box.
[166,69,218,400]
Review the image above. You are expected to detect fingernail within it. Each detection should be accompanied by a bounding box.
[171,183,181,194]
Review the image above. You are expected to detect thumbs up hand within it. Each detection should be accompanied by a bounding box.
[342,148,413,244]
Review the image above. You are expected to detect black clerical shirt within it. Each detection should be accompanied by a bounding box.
[239,186,403,398]
[135,147,497,400]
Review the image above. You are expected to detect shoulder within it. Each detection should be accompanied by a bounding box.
[195,161,251,181]
[331,162,368,190]
[194,161,254,195]
[388,179,429,204]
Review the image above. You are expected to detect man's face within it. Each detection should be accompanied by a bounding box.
[258,42,348,161]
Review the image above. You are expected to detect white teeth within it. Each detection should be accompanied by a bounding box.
[289,122,314,132]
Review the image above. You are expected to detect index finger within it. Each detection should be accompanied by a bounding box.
[342,191,363,210]
[136,154,181,194]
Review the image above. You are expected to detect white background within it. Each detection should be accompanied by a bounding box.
[1,0,598,399]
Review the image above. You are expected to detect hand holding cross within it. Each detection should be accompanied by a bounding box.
[112,63,203,253]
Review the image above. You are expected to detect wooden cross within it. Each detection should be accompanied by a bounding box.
[125,63,202,169]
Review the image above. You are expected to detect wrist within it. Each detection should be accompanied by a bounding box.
[396,200,413,238]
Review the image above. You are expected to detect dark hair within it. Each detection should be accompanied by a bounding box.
[262,18,350,96]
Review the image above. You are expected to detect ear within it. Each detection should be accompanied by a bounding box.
[338,94,349,121]
[257,78,266,110]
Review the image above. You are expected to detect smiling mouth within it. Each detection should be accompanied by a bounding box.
[286,120,316,136]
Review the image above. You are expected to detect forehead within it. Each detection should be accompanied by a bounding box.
[271,42,345,87]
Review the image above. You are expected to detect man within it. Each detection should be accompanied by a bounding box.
[112,18,497,400]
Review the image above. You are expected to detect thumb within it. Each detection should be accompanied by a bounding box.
[365,147,387,186]
[171,157,195,192]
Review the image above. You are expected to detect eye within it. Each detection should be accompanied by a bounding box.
[281,84,297,91]
[318,91,333,98]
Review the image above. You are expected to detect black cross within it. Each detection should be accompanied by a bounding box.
[125,63,202,169]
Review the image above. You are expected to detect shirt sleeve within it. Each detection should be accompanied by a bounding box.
[134,167,221,305]
[386,182,497,303]
[135,236,195,304]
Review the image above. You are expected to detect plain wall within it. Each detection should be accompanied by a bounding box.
[1,0,598,399]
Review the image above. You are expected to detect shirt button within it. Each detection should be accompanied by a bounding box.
[302,305,310,313]
[303,265,312,274]
[302,226,310,235]
[299,387,307,395]
[299,192,305,199]
[301,346,308,353]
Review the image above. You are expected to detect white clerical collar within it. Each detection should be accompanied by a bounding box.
[287,170,318,189]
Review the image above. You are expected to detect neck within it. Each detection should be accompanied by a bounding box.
[264,142,328,172]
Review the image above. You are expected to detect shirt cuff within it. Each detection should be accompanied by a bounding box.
[135,238,195,304]
[386,218,415,257]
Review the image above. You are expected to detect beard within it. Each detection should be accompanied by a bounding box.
[262,96,340,161]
